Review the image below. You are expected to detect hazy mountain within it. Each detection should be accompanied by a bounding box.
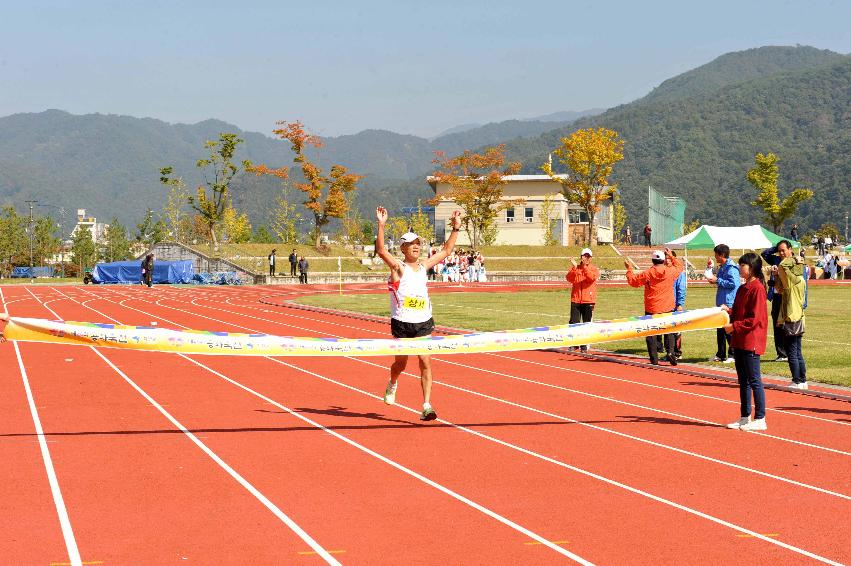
[523,108,605,122]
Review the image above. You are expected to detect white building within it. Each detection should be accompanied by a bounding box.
[429,175,613,246]
[70,209,109,244]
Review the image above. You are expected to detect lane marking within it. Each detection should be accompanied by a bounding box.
[736,533,780,538]
[14,341,82,566]
[30,287,341,566]
[298,550,346,555]
[178,354,593,565]
[6,286,83,566]
[525,540,570,546]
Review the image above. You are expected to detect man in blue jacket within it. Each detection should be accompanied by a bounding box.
[706,244,739,362]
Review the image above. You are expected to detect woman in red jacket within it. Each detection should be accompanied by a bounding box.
[566,248,600,352]
[722,252,768,431]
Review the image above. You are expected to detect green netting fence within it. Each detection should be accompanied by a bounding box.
[648,187,686,246]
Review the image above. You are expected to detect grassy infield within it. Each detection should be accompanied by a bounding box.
[296,285,851,388]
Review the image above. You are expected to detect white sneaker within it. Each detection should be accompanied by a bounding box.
[727,417,750,429]
[383,381,398,405]
[740,418,767,432]
[711,356,723,362]
[723,357,734,364]
[790,382,809,390]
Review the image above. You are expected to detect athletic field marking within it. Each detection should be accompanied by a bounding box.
[178,288,850,430]
[91,348,342,566]
[297,550,346,555]
[49,562,103,566]
[525,540,570,546]
[486,353,851,428]
[37,288,341,565]
[126,287,851,457]
[433,357,851,458]
[736,533,780,538]
[178,354,594,565]
[83,287,851,494]
[267,356,844,566]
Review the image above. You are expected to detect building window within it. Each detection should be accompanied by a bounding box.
[595,202,612,228]
[524,207,534,223]
[568,209,589,224]
[505,208,515,223]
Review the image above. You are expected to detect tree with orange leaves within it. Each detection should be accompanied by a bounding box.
[255,121,361,247]
[429,144,522,249]
[542,127,624,246]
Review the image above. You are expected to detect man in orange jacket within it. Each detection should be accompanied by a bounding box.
[625,248,683,366]
[566,248,600,352]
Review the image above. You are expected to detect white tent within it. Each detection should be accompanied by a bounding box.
[666,225,800,250]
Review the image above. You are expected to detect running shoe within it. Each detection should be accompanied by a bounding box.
[711,356,724,362]
[739,418,767,432]
[666,353,678,366]
[774,356,788,362]
[420,407,437,421]
[723,357,734,364]
[383,381,397,405]
[790,381,809,390]
[726,417,749,429]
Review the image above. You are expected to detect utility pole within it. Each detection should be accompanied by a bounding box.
[845,211,849,244]
[25,200,38,282]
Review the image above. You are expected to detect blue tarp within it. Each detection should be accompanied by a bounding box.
[92,260,194,284]
[191,272,246,285]
[12,266,55,278]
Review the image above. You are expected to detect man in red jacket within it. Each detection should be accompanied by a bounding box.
[625,248,683,365]
[566,248,600,352]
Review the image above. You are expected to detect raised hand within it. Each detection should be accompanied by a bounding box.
[376,206,388,225]
[450,210,462,230]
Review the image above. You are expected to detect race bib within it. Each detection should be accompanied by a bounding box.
[403,297,427,310]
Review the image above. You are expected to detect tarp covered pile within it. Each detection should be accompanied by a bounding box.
[92,260,194,284]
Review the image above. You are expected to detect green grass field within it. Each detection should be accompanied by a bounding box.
[295,285,851,387]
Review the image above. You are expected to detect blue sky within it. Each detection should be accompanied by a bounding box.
[1,0,849,138]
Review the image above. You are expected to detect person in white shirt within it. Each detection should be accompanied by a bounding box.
[375,206,462,421]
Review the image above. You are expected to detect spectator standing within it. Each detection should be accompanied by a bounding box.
[760,243,789,361]
[625,225,632,244]
[141,254,154,288]
[625,248,683,365]
[790,224,799,241]
[668,250,687,359]
[298,256,309,284]
[774,241,808,389]
[825,235,833,251]
[723,253,769,431]
[288,249,298,278]
[817,235,825,256]
[268,248,277,277]
[643,223,652,246]
[705,244,740,363]
[566,248,600,352]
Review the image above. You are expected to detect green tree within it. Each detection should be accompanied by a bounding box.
[270,187,302,245]
[612,191,628,244]
[542,127,624,246]
[100,218,132,262]
[407,200,435,244]
[251,225,276,243]
[538,193,559,246]
[361,220,375,245]
[0,206,28,277]
[160,133,253,251]
[220,206,252,243]
[71,226,98,273]
[136,209,167,247]
[747,152,814,234]
[161,178,190,242]
[33,216,61,266]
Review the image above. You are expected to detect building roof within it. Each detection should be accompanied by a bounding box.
[427,174,569,191]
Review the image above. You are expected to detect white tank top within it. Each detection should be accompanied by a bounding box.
[388,262,432,323]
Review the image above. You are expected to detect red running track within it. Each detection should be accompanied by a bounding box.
[1,283,849,565]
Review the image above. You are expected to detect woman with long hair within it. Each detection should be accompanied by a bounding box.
[723,252,769,431]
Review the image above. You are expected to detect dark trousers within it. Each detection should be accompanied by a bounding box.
[716,327,733,359]
[269,265,275,276]
[644,234,651,246]
[290,263,297,277]
[645,312,674,362]
[770,295,787,358]
[659,334,682,356]
[299,272,307,284]
[569,303,594,351]
[733,349,765,419]
[785,333,807,383]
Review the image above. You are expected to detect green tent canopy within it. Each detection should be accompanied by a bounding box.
[666,225,800,250]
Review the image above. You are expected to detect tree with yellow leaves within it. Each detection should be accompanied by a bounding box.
[747,152,813,234]
[255,121,361,248]
[542,128,624,246]
[430,144,522,249]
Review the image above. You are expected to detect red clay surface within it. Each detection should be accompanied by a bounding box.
[1,282,848,565]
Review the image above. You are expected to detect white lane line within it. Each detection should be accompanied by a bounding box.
[185,290,851,429]
[34,288,340,564]
[112,287,851,459]
[433,357,851,457]
[9,285,82,566]
[485,352,851,428]
[261,355,844,566]
[178,353,594,565]
[91,349,341,566]
[82,288,851,501]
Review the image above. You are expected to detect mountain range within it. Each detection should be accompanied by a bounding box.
[0,45,848,236]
